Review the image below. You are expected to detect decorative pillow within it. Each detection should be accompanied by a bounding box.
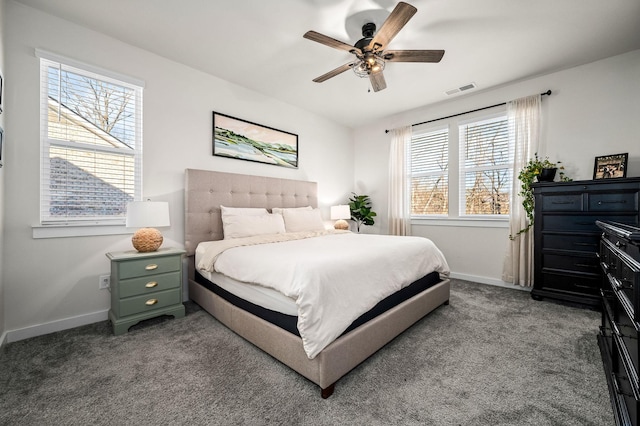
[220,205,269,218]
[222,213,286,239]
[282,208,325,232]
[271,206,313,215]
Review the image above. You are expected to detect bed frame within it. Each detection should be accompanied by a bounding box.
[184,168,450,398]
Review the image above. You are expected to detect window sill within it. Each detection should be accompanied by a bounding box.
[33,223,130,239]
[411,216,509,228]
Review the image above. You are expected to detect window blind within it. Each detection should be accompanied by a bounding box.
[459,115,512,216]
[410,127,448,215]
[39,55,143,224]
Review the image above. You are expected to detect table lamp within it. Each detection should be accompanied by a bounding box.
[331,205,351,230]
[125,201,170,252]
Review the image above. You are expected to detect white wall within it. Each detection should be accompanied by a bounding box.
[0,0,7,348]
[353,49,640,286]
[2,1,354,340]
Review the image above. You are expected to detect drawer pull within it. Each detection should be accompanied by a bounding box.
[574,263,598,269]
[573,242,598,247]
[145,298,159,306]
[615,241,626,249]
[145,264,159,271]
[145,281,158,288]
[551,201,575,205]
[598,200,627,205]
[573,283,592,289]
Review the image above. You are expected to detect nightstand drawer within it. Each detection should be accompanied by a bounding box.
[119,271,181,298]
[118,288,181,317]
[118,255,181,279]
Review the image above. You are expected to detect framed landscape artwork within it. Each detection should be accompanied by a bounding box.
[593,153,628,179]
[212,112,298,168]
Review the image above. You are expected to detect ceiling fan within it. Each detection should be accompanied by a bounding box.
[303,1,445,92]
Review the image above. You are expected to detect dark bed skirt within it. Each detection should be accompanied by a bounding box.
[194,270,443,336]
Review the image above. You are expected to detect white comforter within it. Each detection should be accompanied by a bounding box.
[197,230,449,359]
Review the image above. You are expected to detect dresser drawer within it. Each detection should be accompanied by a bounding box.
[539,272,600,295]
[541,194,583,211]
[117,255,181,279]
[589,191,638,212]
[543,252,600,274]
[542,234,599,253]
[119,271,181,298]
[543,214,637,232]
[118,288,182,317]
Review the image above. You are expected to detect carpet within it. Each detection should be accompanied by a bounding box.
[0,279,612,425]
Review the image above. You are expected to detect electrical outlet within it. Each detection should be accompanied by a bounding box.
[99,274,110,290]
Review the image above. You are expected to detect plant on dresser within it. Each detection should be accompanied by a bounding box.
[530,177,640,308]
[106,248,186,335]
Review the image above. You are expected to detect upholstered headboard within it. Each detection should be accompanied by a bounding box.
[184,169,318,256]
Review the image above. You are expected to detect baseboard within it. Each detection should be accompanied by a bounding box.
[0,330,7,352]
[449,272,531,292]
[6,309,109,344]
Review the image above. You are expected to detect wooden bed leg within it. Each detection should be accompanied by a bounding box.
[321,383,335,399]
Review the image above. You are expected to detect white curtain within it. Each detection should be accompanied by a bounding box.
[502,94,541,287]
[388,126,412,236]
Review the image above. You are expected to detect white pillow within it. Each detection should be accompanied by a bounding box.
[271,206,312,215]
[282,208,325,232]
[221,205,269,218]
[222,214,286,239]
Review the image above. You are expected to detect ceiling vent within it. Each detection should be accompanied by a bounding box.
[445,82,477,96]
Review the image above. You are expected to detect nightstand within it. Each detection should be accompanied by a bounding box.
[106,248,186,335]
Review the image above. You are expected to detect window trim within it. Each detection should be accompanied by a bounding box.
[36,49,144,237]
[410,105,511,224]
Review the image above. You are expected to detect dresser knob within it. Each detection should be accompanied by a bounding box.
[145,264,158,271]
[145,298,159,306]
[145,281,158,288]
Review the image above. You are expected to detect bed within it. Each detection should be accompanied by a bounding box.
[185,168,451,398]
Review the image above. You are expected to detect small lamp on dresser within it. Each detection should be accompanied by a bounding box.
[331,205,351,230]
[125,201,170,252]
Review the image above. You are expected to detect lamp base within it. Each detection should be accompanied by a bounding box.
[132,228,163,252]
[334,219,350,230]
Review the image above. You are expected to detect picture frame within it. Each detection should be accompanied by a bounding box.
[213,111,298,169]
[593,153,628,179]
[0,126,3,168]
[0,70,4,114]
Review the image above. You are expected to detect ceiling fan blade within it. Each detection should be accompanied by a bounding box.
[368,2,417,51]
[383,49,445,63]
[312,61,359,83]
[369,71,387,92]
[303,31,362,55]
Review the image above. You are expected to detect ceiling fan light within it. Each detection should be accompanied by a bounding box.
[353,57,385,78]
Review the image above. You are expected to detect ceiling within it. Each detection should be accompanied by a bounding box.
[14,0,640,129]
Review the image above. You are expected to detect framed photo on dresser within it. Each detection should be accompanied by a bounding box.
[593,153,628,179]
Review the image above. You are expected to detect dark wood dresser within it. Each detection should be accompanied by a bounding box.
[531,178,640,308]
[598,220,640,426]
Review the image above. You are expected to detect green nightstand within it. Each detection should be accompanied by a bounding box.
[106,248,186,335]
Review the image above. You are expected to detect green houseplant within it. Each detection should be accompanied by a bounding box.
[349,193,377,232]
[510,153,571,240]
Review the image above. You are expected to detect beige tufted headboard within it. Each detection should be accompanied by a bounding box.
[184,169,318,256]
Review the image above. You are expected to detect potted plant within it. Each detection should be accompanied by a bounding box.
[349,193,377,232]
[510,153,571,239]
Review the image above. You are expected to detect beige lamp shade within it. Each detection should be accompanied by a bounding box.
[331,205,351,230]
[126,201,170,252]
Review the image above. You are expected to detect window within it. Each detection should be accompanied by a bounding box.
[410,109,511,220]
[38,51,143,226]
[410,126,448,215]
[459,114,512,216]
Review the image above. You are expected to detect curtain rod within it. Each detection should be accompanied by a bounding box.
[384,90,552,133]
